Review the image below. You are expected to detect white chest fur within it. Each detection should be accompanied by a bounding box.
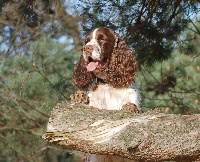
[88,84,141,110]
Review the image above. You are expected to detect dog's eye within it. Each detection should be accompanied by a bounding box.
[85,38,90,44]
[99,38,107,43]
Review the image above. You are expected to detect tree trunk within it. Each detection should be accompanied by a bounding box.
[43,102,200,162]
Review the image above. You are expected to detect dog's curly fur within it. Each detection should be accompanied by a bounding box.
[107,32,137,88]
[72,27,137,89]
[72,55,94,89]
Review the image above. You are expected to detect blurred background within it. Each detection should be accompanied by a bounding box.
[0,0,199,161]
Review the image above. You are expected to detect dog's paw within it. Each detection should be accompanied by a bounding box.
[70,91,89,104]
[122,102,139,114]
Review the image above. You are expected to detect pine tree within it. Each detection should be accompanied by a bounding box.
[78,0,199,66]
[136,20,200,114]
[0,36,78,161]
[0,1,83,161]
[0,0,199,161]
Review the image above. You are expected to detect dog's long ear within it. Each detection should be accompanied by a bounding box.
[107,32,137,88]
[72,55,94,89]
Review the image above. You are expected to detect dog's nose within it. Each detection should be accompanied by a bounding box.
[83,45,93,53]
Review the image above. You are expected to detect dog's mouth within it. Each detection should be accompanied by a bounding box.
[86,57,107,72]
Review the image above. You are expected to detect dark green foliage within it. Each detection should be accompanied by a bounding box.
[0,0,11,9]
[18,2,39,27]
[137,51,200,114]
[0,1,83,161]
[78,0,199,66]
[29,36,76,100]
[0,0,82,57]
[137,20,200,114]
[1,36,76,101]
[0,36,79,161]
[0,0,199,161]
[1,0,52,27]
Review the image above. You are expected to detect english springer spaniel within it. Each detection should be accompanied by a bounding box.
[72,27,141,111]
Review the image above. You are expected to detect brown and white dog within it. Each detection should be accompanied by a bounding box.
[72,27,141,111]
